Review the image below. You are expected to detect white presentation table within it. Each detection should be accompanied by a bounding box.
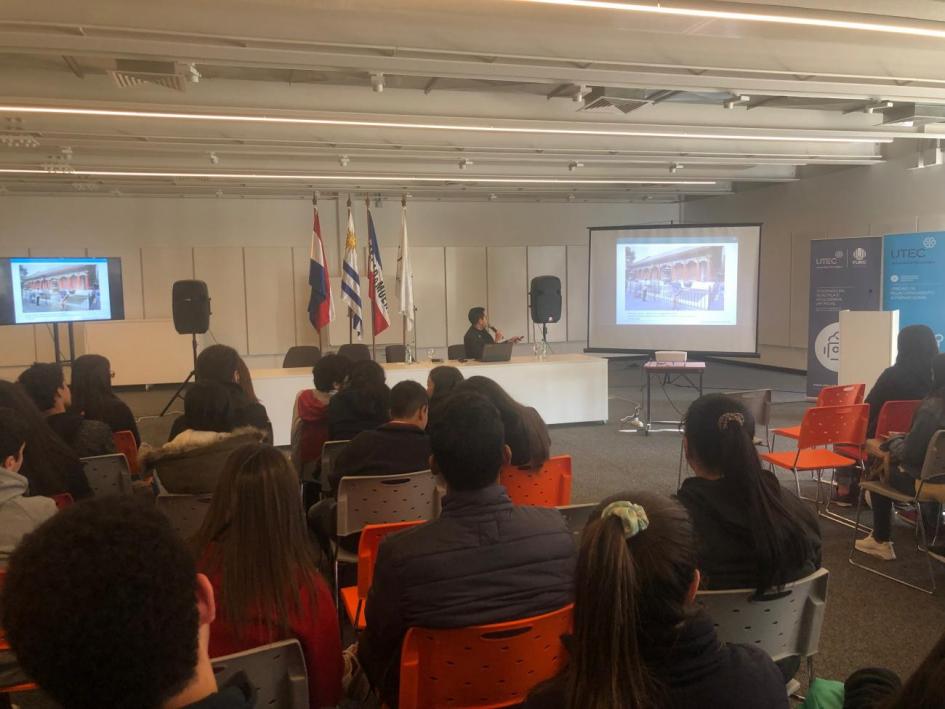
[252,353,609,446]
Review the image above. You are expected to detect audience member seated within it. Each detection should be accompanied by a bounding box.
[18,361,115,458]
[856,352,945,562]
[70,353,141,445]
[329,380,431,490]
[291,353,352,472]
[328,359,390,441]
[881,625,945,708]
[426,364,463,425]
[0,407,56,566]
[799,668,901,709]
[193,443,343,708]
[358,391,575,706]
[142,382,266,494]
[834,324,941,505]
[677,394,822,590]
[169,344,271,441]
[525,493,788,709]
[0,381,91,500]
[458,375,550,468]
[1,497,255,708]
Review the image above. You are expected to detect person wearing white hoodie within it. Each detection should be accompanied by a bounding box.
[0,406,57,566]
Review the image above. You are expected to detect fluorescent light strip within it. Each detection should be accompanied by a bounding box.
[0,168,715,185]
[0,106,888,144]
[515,0,945,40]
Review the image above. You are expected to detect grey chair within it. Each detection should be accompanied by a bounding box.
[156,494,213,540]
[556,502,597,545]
[211,639,308,709]
[385,344,407,363]
[282,346,321,368]
[447,344,466,360]
[80,453,133,496]
[850,429,945,594]
[697,567,829,691]
[319,439,351,495]
[338,343,371,362]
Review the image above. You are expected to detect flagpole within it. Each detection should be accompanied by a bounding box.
[312,192,324,354]
[347,196,353,345]
[366,196,377,362]
[401,195,408,353]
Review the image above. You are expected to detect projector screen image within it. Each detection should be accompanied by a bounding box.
[0,257,125,325]
[588,224,761,355]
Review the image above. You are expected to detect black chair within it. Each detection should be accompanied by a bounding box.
[385,345,407,363]
[338,343,372,362]
[447,344,466,360]
[282,346,321,368]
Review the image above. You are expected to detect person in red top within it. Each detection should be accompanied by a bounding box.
[193,442,344,708]
[291,353,352,472]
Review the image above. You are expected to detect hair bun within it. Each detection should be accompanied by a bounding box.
[717,412,745,431]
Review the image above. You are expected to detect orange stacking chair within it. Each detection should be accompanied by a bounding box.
[51,493,74,509]
[397,604,573,709]
[499,455,572,507]
[0,570,39,698]
[772,383,865,447]
[761,404,869,521]
[835,399,921,463]
[113,430,140,477]
[340,520,424,630]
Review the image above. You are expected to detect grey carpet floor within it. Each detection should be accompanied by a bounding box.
[87,362,945,691]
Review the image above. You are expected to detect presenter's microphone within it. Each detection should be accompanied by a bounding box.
[487,325,498,334]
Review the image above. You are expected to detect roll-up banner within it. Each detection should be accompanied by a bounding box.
[807,237,883,397]
[883,232,945,351]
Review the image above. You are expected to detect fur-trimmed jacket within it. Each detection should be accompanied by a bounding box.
[141,426,267,495]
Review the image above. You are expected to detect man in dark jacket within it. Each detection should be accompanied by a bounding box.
[328,380,431,493]
[358,391,576,706]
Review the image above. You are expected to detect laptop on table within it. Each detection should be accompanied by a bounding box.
[479,342,513,362]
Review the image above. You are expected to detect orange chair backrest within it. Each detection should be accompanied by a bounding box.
[398,604,573,709]
[797,404,869,450]
[816,383,865,407]
[875,400,922,438]
[499,455,572,507]
[357,520,425,597]
[113,430,139,476]
[51,493,74,509]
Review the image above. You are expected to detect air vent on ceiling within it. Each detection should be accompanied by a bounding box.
[580,86,652,114]
[109,60,192,91]
[882,103,945,126]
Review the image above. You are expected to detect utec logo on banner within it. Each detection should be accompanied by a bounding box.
[883,231,945,346]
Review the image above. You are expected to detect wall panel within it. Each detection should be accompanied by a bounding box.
[0,246,36,368]
[487,247,528,343]
[445,247,487,347]
[141,247,194,320]
[194,247,247,354]
[412,247,447,350]
[245,247,295,355]
[108,245,145,321]
[527,246,568,343]
[566,245,589,343]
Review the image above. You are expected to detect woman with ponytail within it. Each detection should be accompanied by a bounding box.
[526,492,786,709]
[677,394,821,592]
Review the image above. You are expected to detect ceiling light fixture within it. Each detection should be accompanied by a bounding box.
[0,106,889,144]
[370,73,385,93]
[513,0,945,41]
[209,151,219,165]
[724,95,751,110]
[339,154,350,167]
[459,158,474,170]
[568,160,584,171]
[0,167,717,185]
[186,63,201,84]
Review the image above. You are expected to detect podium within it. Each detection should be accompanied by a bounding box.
[838,309,899,394]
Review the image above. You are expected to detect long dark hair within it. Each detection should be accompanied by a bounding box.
[459,376,550,468]
[183,382,235,433]
[895,324,939,389]
[0,380,80,496]
[345,360,390,420]
[195,344,258,403]
[683,393,809,592]
[561,492,697,709]
[428,365,463,403]
[70,354,115,421]
[193,444,321,638]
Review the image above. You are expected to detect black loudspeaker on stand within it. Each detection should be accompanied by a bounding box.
[160,280,212,416]
[529,275,562,344]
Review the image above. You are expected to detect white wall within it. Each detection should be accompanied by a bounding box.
[0,195,678,380]
[683,143,945,371]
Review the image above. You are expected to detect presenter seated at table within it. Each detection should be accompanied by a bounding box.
[463,306,522,360]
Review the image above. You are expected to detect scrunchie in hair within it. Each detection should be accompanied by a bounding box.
[601,501,649,539]
[717,412,745,431]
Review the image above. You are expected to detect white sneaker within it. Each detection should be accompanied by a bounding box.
[855,534,896,561]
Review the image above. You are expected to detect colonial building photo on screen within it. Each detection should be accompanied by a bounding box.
[615,238,738,327]
[11,258,112,324]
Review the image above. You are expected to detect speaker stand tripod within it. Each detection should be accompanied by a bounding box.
[160,332,199,417]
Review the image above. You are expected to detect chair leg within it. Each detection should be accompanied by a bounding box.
[849,498,935,594]
[917,507,937,594]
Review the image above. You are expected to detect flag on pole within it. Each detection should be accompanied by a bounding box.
[341,205,363,338]
[367,208,391,336]
[396,202,415,332]
[307,205,334,331]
